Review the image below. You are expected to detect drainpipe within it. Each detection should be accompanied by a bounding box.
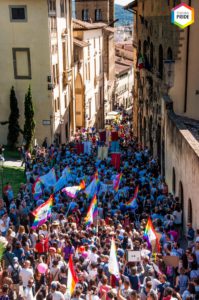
[184,0,191,113]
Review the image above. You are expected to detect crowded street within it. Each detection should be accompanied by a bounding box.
[0,112,198,300]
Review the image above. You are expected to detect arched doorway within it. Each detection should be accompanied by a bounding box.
[149,116,153,155]
[172,167,176,195]
[157,124,161,162]
[75,73,85,128]
[143,117,146,147]
[179,181,184,228]
[188,199,192,224]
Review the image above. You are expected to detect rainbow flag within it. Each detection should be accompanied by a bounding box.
[31,195,53,229]
[85,194,98,227]
[67,255,78,297]
[126,186,139,209]
[144,217,160,252]
[108,238,120,279]
[113,173,122,192]
[85,177,100,199]
[32,178,43,200]
[62,180,86,198]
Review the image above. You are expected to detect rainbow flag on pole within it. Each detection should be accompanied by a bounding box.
[113,173,122,192]
[85,194,98,227]
[108,238,120,279]
[126,186,139,209]
[144,217,160,252]
[31,195,53,229]
[62,180,85,198]
[67,255,78,297]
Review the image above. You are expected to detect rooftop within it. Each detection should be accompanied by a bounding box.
[124,0,138,10]
[73,19,115,32]
[115,62,131,76]
[169,113,199,157]
[115,56,133,66]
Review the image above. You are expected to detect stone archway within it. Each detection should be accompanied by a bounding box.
[172,167,176,195]
[75,73,85,128]
[188,199,192,224]
[179,181,184,228]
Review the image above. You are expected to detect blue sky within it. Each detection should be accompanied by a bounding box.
[115,0,131,5]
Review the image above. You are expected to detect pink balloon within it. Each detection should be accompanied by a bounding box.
[37,263,48,274]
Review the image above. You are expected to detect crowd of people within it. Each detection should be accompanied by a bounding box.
[0,112,198,300]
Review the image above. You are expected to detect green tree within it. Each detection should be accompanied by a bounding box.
[7,86,20,148]
[23,86,35,150]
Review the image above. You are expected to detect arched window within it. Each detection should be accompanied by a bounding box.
[138,40,141,53]
[188,199,192,223]
[172,167,176,194]
[143,40,148,68]
[158,45,163,79]
[179,181,184,226]
[150,42,153,68]
[167,47,173,60]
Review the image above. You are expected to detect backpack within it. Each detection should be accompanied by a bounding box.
[11,266,20,284]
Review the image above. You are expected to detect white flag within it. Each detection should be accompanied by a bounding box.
[108,238,120,279]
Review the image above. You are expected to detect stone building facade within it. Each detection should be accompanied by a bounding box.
[162,0,199,229]
[125,0,180,159]
[126,0,199,229]
[75,0,114,25]
[0,0,75,146]
[73,19,115,130]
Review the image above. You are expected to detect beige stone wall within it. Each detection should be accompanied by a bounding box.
[0,0,52,146]
[169,0,199,120]
[165,111,199,229]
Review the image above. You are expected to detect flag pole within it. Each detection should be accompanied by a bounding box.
[65,202,72,218]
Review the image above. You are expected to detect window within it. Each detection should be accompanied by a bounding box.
[88,99,91,119]
[60,0,65,17]
[95,9,102,21]
[167,47,173,60]
[138,40,141,53]
[50,17,57,32]
[62,42,66,71]
[150,42,153,68]
[82,9,89,21]
[12,48,31,79]
[49,0,56,13]
[158,44,163,79]
[188,199,192,223]
[53,64,59,85]
[9,5,27,22]
[100,87,103,107]
[57,97,60,110]
[54,99,57,112]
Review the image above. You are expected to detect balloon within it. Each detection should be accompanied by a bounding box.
[79,246,85,253]
[37,263,48,274]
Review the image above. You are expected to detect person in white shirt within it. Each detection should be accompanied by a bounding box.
[51,282,65,300]
[19,260,34,288]
[88,247,99,263]
[23,279,35,300]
